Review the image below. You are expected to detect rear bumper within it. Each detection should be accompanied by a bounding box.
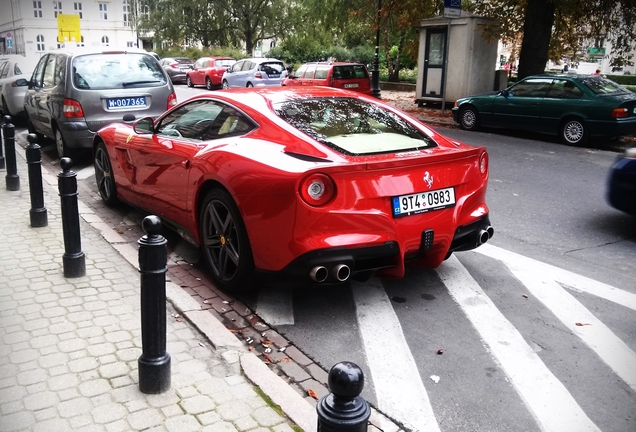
[256,214,493,285]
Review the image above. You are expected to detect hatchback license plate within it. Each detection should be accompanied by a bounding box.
[392,187,456,217]
[107,97,147,110]
[344,83,359,88]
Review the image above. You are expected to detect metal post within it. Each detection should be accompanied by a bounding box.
[0,116,5,170]
[370,0,382,99]
[317,361,370,432]
[138,215,171,394]
[3,115,19,191]
[26,133,48,227]
[58,157,85,278]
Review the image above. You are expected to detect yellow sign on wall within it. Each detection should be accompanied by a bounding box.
[57,14,81,43]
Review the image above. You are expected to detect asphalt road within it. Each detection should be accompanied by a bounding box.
[11,85,636,431]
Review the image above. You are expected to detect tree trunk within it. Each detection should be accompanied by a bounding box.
[517,0,555,79]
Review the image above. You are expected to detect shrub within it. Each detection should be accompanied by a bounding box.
[607,74,636,85]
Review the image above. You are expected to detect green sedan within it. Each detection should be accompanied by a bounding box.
[452,74,636,146]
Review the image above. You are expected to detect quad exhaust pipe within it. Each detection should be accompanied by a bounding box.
[478,226,495,245]
[309,264,351,283]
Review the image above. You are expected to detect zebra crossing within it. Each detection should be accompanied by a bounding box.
[255,243,636,432]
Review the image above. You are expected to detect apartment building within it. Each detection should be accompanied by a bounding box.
[0,0,154,58]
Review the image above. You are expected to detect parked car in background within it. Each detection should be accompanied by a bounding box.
[186,57,236,90]
[607,146,636,215]
[0,55,40,118]
[221,58,286,89]
[24,47,176,159]
[452,74,636,146]
[282,62,372,95]
[159,57,193,84]
[92,86,492,292]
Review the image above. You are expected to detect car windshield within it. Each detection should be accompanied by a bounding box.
[72,53,167,90]
[581,77,629,95]
[273,97,436,156]
[215,59,235,67]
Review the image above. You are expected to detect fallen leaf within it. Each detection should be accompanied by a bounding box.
[430,375,440,384]
[112,227,124,234]
[250,315,259,326]
[248,345,254,351]
[522,294,529,298]
[307,389,319,400]
[437,349,444,355]
[260,339,273,346]
[280,357,292,363]
[227,328,245,333]
[575,323,592,326]
[263,352,274,363]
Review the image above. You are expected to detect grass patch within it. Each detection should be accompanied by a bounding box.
[253,385,305,432]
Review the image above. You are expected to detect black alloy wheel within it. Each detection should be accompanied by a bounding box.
[200,189,256,292]
[94,142,119,206]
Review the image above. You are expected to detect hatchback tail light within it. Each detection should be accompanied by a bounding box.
[167,92,177,109]
[612,108,629,118]
[299,173,336,206]
[254,71,263,79]
[63,98,84,118]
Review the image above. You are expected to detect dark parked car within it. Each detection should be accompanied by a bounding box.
[607,147,636,215]
[159,57,193,84]
[282,62,372,95]
[24,47,176,159]
[452,74,636,146]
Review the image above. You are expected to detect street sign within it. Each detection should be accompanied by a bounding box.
[57,14,81,42]
[444,0,461,18]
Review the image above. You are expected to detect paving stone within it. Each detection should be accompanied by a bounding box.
[181,394,216,415]
[202,421,239,432]
[252,406,286,427]
[164,414,202,432]
[126,408,164,430]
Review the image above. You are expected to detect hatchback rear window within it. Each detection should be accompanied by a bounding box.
[333,65,369,79]
[72,53,167,90]
[273,97,436,156]
[259,62,285,74]
[215,59,235,67]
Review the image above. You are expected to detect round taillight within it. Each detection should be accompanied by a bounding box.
[479,152,488,174]
[299,173,335,206]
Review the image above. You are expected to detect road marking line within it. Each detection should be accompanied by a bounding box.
[437,255,600,432]
[351,278,441,432]
[476,244,636,311]
[257,287,295,326]
[473,245,636,392]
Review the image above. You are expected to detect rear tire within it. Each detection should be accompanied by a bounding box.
[94,142,119,206]
[459,106,479,131]
[186,76,193,87]
[246,82,254,88]
[55,127,76,160]
[200,188,257,292]
[560,118,588,146]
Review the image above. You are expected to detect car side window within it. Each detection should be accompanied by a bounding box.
[304,65,316,79]
[53,55,65,85]
[295,65,307,78]
[0,61,8,79]
[230,61,243,72]
[42,55,58,88]
[546,80,583,99]
[314,66,329,79]
[508,78,551,97]
[31,55,48,88]
[242,61,254,71]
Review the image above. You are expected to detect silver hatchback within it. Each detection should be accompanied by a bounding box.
[24,48,176,158]
[221,58,287,89]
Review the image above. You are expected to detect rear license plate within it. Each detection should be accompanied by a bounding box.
[392,187,456,218]
[107,97,147,110]
[268,74,280,78]
[344,83,359,88]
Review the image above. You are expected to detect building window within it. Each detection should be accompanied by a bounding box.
[101,36,109,46]
[54,1,62,18]
[99,3,108,20]
[74,2,82,19]
[36,34,45,51]
[33,1,43,18]
[123,0,130,26]
[126,41,135,48]
[142,3,149,17]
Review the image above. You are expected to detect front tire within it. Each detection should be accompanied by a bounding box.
[222,80,229,90]
[206,77,213,90]
[246,82,254,88]
[94,142,119,206]
[560,118,588,146]
[186,76,193,87]
[200,189,256,292]
[459,106,479,131]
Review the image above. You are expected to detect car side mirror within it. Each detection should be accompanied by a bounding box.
[15,78,28,87]
[500,89,510,97]
[133,117,154,134]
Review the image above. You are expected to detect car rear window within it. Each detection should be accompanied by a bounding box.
[215,59,235,67]
[259,62,285,74]
[581,77,630,95]
[72,53,167,90]
[333,65,369,80]
[273,97,436,156]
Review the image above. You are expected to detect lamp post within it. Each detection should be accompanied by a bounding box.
[370,0,382,99]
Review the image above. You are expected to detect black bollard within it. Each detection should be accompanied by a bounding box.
[317,361,371,432]
[138,215,171,394]
[58,157,85,278]
[26,134,48,227]
[3,115,19,191]
[0,116,4,170]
